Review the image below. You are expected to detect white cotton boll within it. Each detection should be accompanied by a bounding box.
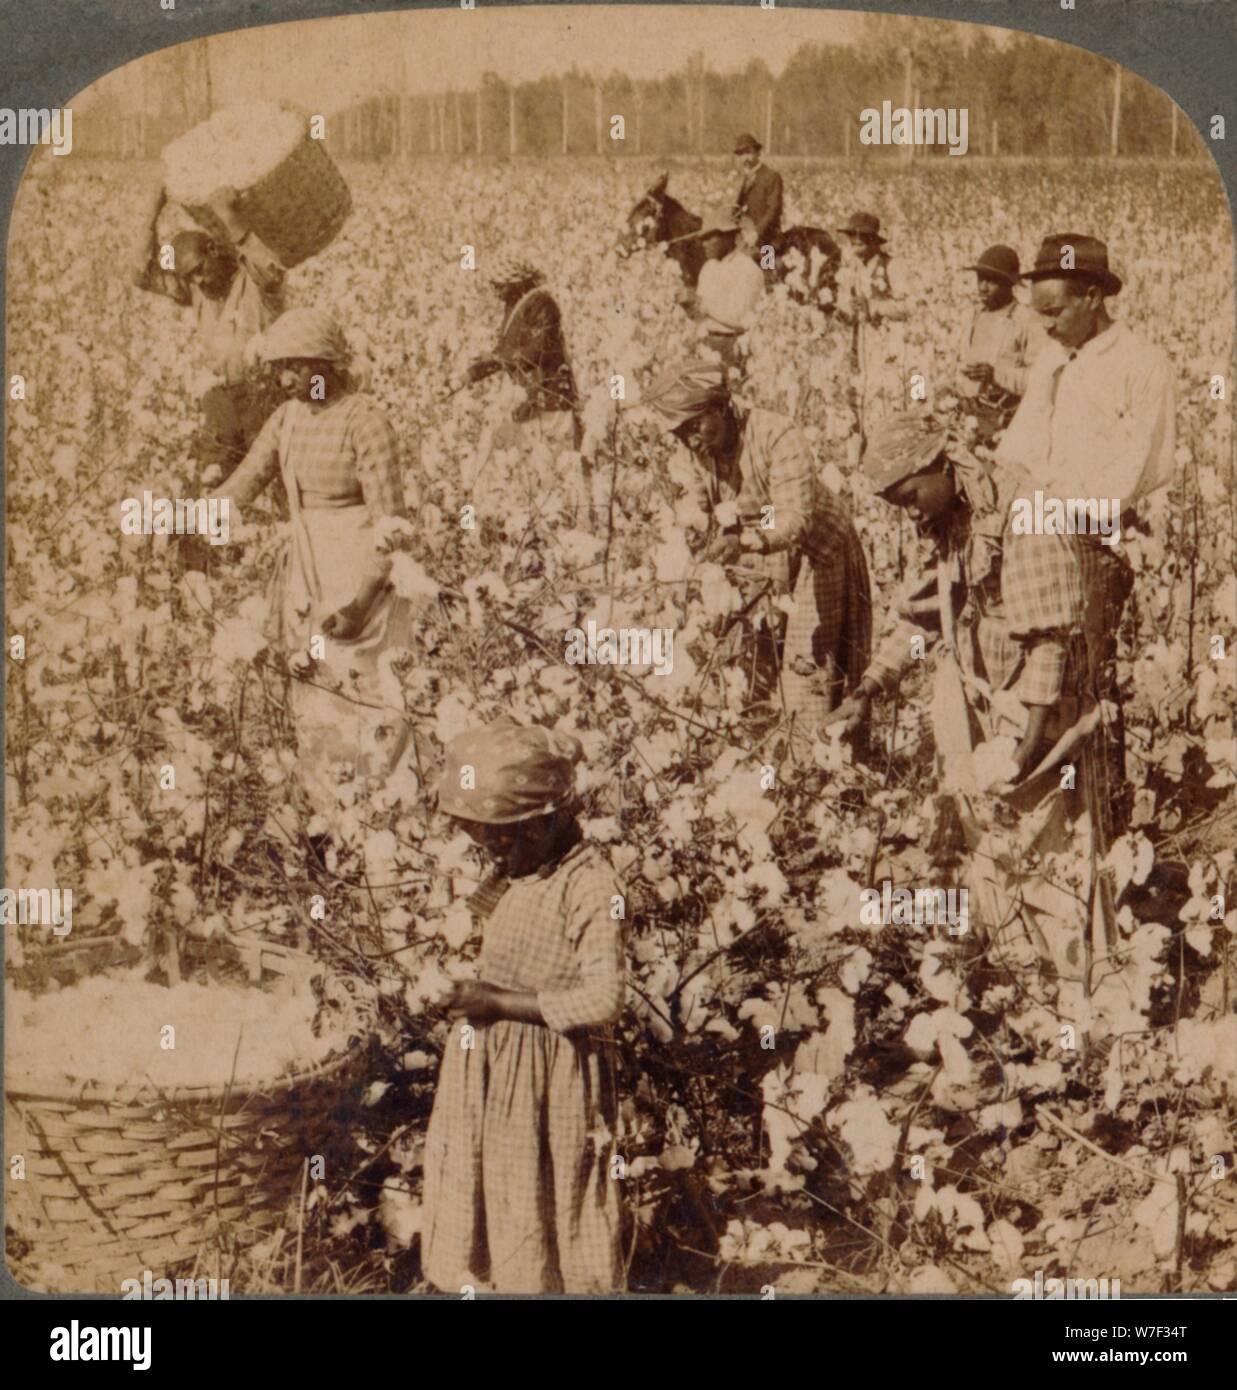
[971,736,1020,791]
[163,104,305,206]
[6,976,343,1089]
[378,1182,421,1248]
[438,906,475,951]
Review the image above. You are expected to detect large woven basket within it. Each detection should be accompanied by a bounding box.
[186,136,351,270]
[6,937,366,1293]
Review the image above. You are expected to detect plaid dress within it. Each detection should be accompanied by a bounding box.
[420,842,627,1293]
[226,393,415,817]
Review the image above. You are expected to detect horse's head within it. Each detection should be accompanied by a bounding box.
[615,173,670,259]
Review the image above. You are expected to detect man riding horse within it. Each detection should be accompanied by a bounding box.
[616,172,840,309]
[731,132,782,271]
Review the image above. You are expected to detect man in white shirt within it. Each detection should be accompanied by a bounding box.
[677,208,766,364]
[1000,234,1175,512]
[999,233,1177,831]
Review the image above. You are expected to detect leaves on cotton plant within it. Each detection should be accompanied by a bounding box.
[985,1219,1024,1270]
[1133,1182,1180,1263]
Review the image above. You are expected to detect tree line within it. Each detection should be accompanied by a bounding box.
[72,20,1205,163]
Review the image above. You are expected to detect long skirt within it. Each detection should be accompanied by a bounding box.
[267,503,415,821]
[420,1018,624,1293]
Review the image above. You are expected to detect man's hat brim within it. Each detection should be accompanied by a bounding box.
[1023,265,1122,295]
[963,263,1019,284]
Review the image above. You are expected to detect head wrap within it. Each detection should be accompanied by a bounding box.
[488,254,543,292]
[861,412,950,495]
[438,717,584,825]
[637,359,733,431]
[252,306,351,365]
[864,412,1003,559]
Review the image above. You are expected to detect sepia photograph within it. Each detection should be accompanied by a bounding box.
[3,0,1235,1317]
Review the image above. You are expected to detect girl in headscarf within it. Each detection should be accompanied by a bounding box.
[640,360,872,755]
[208,306,417,820]
[421,718,626,1293]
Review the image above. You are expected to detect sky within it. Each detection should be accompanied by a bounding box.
[75,5,1006,115]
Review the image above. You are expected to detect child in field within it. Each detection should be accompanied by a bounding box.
[420,718,627,1293]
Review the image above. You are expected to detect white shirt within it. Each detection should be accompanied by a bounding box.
[998,320,1176,509]
[696,250,766,334]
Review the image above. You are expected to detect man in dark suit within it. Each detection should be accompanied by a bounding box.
[731,133,783,251]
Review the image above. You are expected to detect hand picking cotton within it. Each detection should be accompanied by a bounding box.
[162,104,305,206]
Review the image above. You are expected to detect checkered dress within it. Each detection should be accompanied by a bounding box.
[420,842,626,1293]
[223,393,415,818]
[230,394,407,526]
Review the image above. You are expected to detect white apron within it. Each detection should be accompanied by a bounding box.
[270,402,415,818]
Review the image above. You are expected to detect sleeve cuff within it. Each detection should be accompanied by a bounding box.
[1015,639,1068,706]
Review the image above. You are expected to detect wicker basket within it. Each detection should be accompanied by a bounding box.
[185,136,351,270]
[6,936,365,1293]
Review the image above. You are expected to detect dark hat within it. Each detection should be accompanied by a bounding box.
[733,132,762,154]
[862,412,950,496]
[638,359,731,430]
[839,212,885,242]
[1023,233,1122,295]
[170,230,216,275]
[964,244,1020,284]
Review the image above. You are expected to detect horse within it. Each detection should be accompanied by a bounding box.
[615,172,842,308]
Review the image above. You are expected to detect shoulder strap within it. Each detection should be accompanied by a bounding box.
[278,403,300,512]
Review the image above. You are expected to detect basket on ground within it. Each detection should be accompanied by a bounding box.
[6,937,365,1293]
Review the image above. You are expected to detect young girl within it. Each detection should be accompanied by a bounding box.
[421,718,627,1293]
